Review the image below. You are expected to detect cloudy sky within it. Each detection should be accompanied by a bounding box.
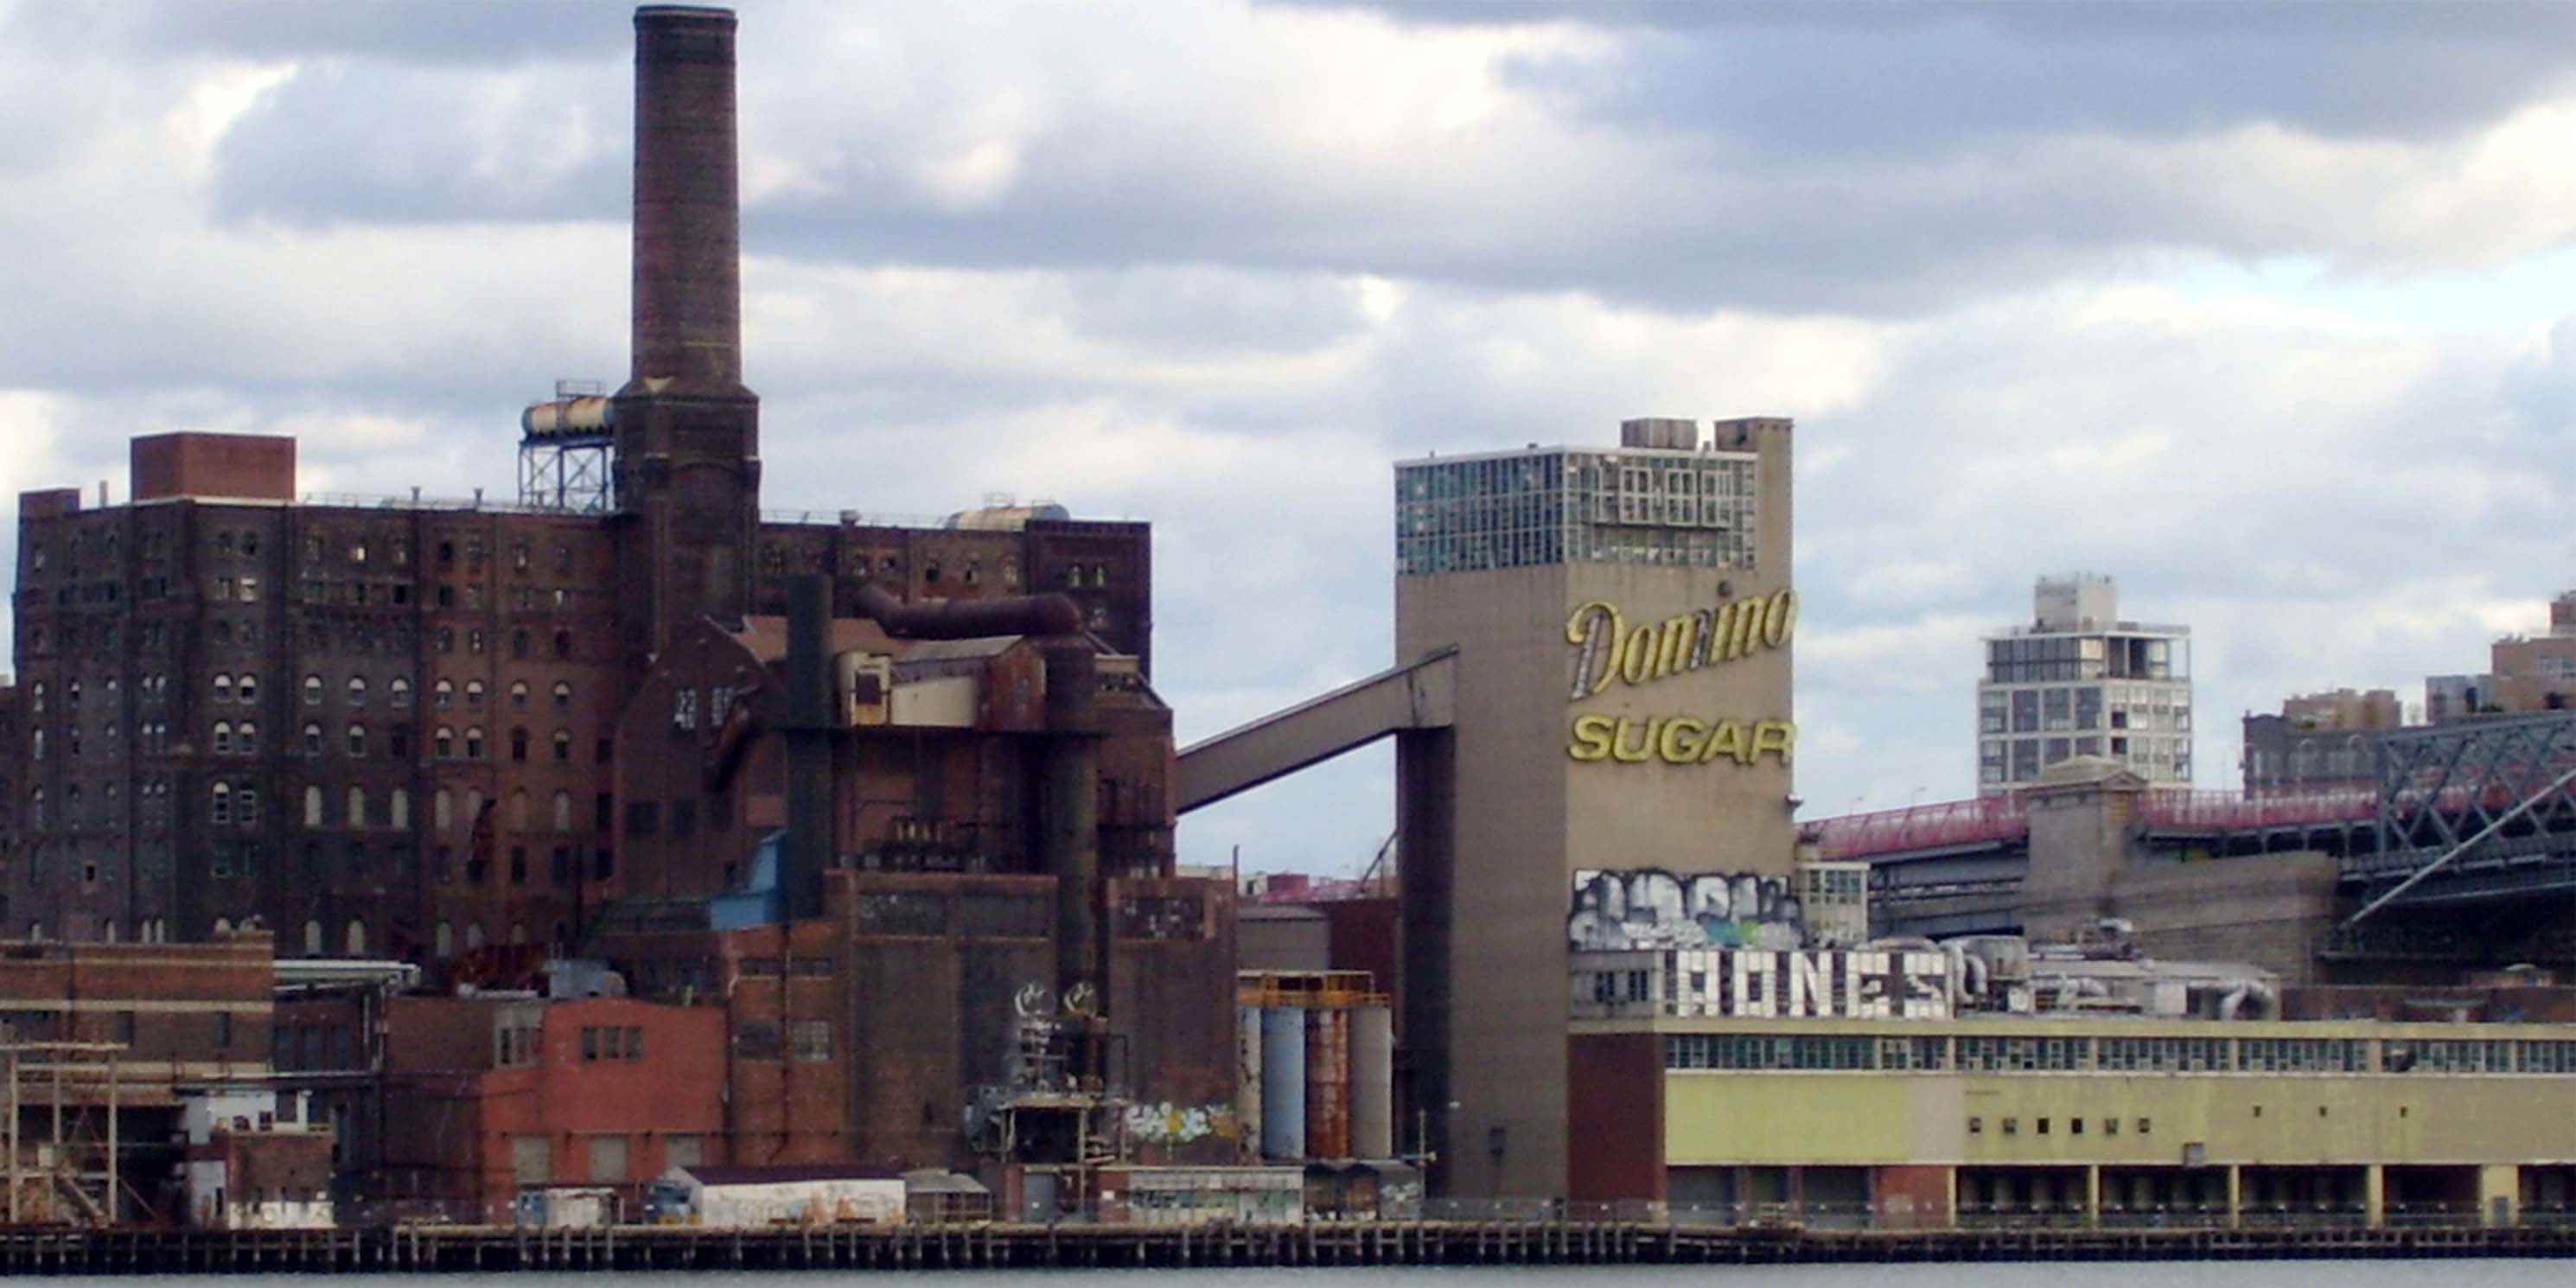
[4,0,2575,874]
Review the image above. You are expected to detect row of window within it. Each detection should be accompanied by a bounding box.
[1663,1033,2576,1075]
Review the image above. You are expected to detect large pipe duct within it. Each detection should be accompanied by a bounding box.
[631,6,743,391]
[781,575,836,920]
[853,581,1082,640]
[1043,643,1102,1014]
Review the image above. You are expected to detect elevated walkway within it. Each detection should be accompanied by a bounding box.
[1176,649,1457,813]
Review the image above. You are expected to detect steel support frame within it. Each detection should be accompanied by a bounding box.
[2350,712,2576,921]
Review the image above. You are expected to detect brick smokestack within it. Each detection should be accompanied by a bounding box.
[630,5,743,391]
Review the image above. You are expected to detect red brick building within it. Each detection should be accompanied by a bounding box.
[379,994,724,1221]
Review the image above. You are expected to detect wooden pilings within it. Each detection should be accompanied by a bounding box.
[0,1219,2566,1274]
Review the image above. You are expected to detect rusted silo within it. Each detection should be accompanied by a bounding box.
[1349,1003,1394,1159]
[1305,1005,1350,1160]
[1236,1004,1264,1162]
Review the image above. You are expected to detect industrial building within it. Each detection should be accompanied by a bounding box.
[1,3,1230,1222]
[1978,574,2192,794]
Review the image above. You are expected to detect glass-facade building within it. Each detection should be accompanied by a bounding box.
[1394,421,1770,577]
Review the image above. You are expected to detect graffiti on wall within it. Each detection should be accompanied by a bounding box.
[1569,868,1804,952]
[1124,1100,1239,1145]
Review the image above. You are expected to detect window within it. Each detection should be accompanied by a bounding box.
[435,726,455,759]
[390,787,410,829]
[348,676,367,706]
[553,630,573,660]
[790,1020,832,1062]
[552,729,571,762]
[511,629,530,660]
[238,721,258,754]
[509,727,528,762]
[304,785,324,827]
[212,721,233,756]
[210,782,233,826]
[214,674,235,704]
[466,680,485,708]
[465,726,485,759]
[552,791,574,833]
[303,675,323,705]
[347,724,367,757]
[237,674,258,703]
[390,677,411,705]
[435,679,453,709]
[347,787,367,828]
[510,680,529,710]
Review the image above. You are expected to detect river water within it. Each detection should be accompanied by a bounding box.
[0,1266,2565,1288]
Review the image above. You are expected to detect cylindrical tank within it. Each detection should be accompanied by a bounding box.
[1349,1004,1394,1159]
[1235,1005,1264,1163]
[1305,1006,1350,1160]
[1259,1007,1306,1160]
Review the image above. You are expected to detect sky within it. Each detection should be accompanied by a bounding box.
[3,0,2574,876]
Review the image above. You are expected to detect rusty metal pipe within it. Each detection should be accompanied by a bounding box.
[852,581,1082,640]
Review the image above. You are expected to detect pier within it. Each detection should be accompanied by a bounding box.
[0,1220,2569,1275]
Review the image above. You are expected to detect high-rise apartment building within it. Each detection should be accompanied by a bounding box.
[1976,574,2190,794]
[1394,415,1797,1198]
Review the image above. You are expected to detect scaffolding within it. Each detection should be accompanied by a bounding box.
[3,1042,131,1227]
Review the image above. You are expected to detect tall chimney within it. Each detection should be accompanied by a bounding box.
[631,5,743,391]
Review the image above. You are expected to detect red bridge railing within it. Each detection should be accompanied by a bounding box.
[1812,787,2379,861]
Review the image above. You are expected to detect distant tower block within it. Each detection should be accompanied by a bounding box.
[520,379,615,513]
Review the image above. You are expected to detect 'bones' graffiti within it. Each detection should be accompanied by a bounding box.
[1569,868,1804,952]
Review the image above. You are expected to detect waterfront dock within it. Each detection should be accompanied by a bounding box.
[0,1220,2570,1275]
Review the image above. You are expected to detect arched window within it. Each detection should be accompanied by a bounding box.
[435,727,455,759]
[390,677,412,705]
[465,726,485,759]
[435,789,454,831]
[348,786,367,828]
[211,721,233,756]
[510,681,529,710]
[509,789,530,832]
[466,680,486,707]
[303,920,323,955]
[552,681,573,710]
[509,727,529,762]
[211,917,231,937]
[464,789,485,830]
[303,785,324,827]
[237,721,258,754]
[465,923,486,951]
[552,729,571,762]
[347,724,367,757]
[238,787,258,827]
[213,674,234,704]
[238,674,258,703]
[346,920,367,956]
[303,675,323,705]
[390,787,411,830]
[303,722,322,756]
[210,782,233,826]
[348,676,367,706]
[435,921,454,958]
[553,630,573,660]
[435,679,453,709]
